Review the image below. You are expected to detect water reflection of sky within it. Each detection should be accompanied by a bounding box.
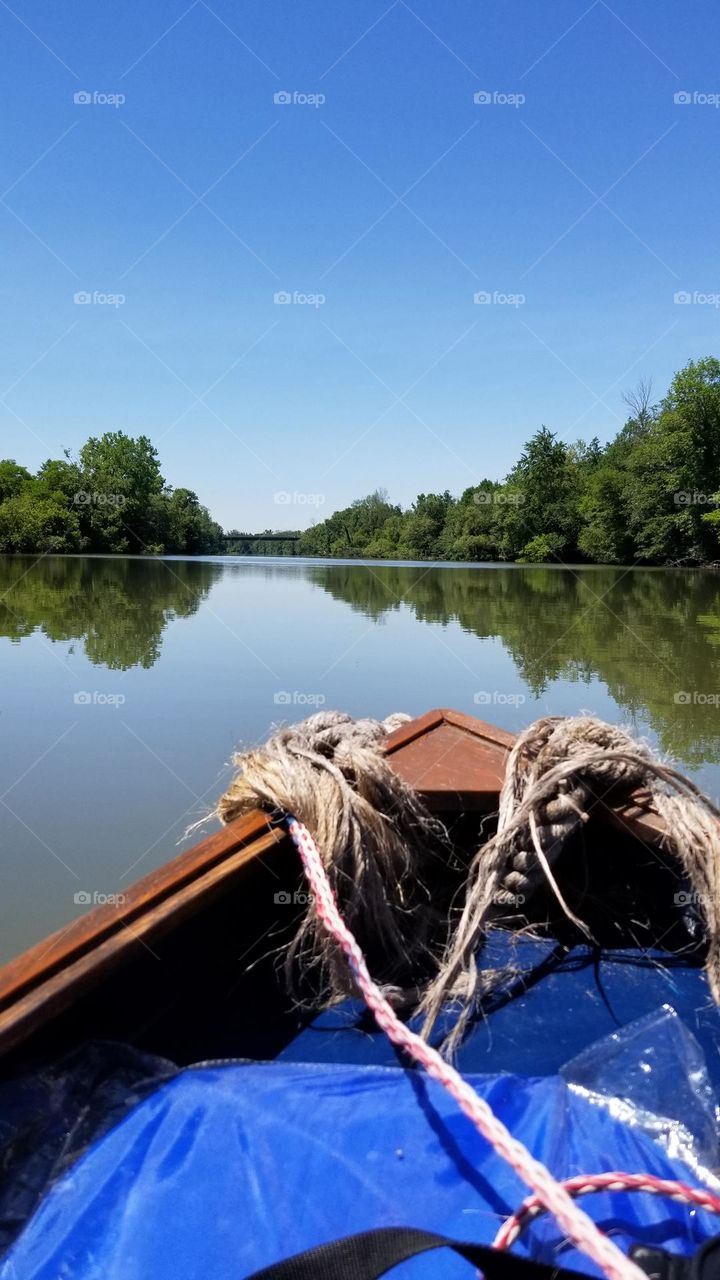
[0,554,718,962]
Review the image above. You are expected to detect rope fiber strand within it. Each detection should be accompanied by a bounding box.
[286,816,647,1280]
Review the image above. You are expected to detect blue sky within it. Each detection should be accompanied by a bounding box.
[1,0,719,530]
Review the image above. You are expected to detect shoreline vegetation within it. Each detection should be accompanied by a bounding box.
[2,358,720,566]
[0,432,224,557]
[236,358,720,567]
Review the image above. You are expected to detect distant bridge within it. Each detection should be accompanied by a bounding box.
[224,533,301,543]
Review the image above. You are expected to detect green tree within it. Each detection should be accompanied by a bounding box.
[436,481,502,561]
[79,432,164,552]
[162,488,225,554]
[397,491,455,559]
[578,467,633,564]
[516,532,565,563]
[0,493,81,553]
[0,461,33,502]
[497,428,581,561]
[34,454,83,501]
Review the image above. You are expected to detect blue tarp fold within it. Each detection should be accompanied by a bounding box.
[1,1057,716,1280]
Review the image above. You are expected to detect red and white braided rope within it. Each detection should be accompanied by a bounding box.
[286,816,647,1280]
[493,1172,720,1249]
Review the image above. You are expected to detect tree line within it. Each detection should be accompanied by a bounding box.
[298,358,720,566]
[3,357,720,564]
[0,432,224,555]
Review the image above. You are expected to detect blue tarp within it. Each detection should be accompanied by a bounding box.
[1,1057,717,1280]
[281,937,720,1086]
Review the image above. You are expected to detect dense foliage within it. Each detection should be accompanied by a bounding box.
[0,433,224,555]
[298,359,720,566]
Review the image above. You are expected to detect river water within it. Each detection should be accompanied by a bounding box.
[1,553,718,963]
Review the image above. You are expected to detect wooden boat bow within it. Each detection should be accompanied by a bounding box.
[0,709,677,1063]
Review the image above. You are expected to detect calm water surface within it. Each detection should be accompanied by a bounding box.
[1,553,719,963]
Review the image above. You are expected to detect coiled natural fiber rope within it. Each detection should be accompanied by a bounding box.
[419,715,720,1052]
[218,711,451,1004]
[219,711,720,1050]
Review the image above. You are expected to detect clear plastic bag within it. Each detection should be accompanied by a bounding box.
[561,1003,720,1189]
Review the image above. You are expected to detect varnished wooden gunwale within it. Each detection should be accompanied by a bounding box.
[0,811,285,1057]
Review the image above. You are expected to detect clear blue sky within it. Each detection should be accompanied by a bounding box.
[1,0,718,530]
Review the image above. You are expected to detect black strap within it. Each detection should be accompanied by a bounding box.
[631,1236,720,1280]
[245,1225,595,1280]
